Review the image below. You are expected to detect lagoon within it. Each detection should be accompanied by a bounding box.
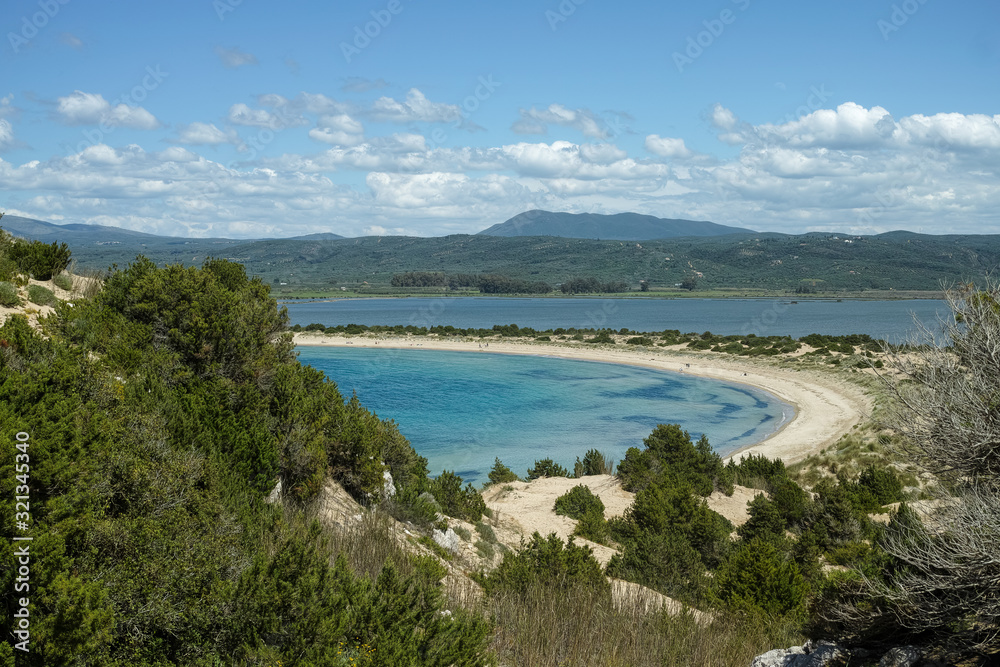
[297,346,793,485]
[284,297,947,341]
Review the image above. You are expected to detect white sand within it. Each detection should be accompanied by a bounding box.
[293,332,871,464]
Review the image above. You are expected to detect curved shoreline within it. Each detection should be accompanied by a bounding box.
[292,332,871,464]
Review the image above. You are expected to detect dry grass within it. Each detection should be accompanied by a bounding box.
[485,586,802,666]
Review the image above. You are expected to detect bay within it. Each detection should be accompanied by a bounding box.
[297,346,793,486]
[284,297,947,341]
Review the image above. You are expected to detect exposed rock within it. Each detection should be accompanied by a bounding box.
[432,527,460,554]
[750,640,852,667]
[266,479,282,504]
[382,469,396,500]
[879,645,922,667]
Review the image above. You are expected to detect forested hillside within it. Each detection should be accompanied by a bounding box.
[43,231,1000,294]
[0,254,494,665]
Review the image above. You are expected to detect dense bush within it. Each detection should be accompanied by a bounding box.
[553,484,605,520]
[52,272,74,291]
[617,424,731,496]
[427,470,487,522]
[27,284,57,307]
[6,238,71,280]
[527,458,569,479]
[476,532,609,598]
[487,457,520,485]
[715,538,808,617]
[575,448,613,476]
[0,281,20,307]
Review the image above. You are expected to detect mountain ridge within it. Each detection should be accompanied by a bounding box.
[478,210,755,240]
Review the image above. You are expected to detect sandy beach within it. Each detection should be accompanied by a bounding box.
[293,332,871,464]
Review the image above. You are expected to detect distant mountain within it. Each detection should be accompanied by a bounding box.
[478,210,755,240]
[0,215,343,244]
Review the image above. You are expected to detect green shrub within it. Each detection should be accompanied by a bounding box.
[715,538,808,617]
[577,448,613,476]
[427,470,487,522]
[52,273,74,291]
[453,526,472,542]
[573,507,610,545]
[553,484,605,520]
[626,336,655,346]
[475,521,497,544]
[474,540,495,560]
[527,458,569,479]
[27,284,57,307]
[737,494,786,544]
[488,457,520,484]
[385,487,441,528]
[856,465,904,507]
[7,238,71,280]
[618,424,729,496]
[606,531,708,603]
[0,281,20,307]
[725,453,788,490]
[476,532,609,598]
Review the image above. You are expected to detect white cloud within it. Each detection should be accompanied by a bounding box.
[56,91,160,130]
[0,119,14,150]
[512,104,611,139]
[371,89,463,124]
[309,113,365,146]
[4,101,1000,237]
[214,46,259,68]
[174,122,243,147]
[645,135,693,159]
[227,103,276,128]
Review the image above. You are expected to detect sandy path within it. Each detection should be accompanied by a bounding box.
[293,332,871,464]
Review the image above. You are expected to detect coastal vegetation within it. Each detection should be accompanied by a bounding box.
[2,223,997,664]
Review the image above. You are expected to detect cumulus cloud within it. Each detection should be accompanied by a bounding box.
[0,119,14,150]
[512,104,611,139]
[174,122,243,147]
[227,102,308,130]
[56,91,160,130]
[5,100,1000,237]
[370,89,463,124]
[645,135,693,159]
[308,114,365,146]
[214,46,259,69]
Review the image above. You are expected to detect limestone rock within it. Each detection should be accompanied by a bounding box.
[432,527,460,554]
[382,469,396,500]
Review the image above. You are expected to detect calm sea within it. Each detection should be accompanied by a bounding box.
[297,347,793,486]
[284,297,947,341]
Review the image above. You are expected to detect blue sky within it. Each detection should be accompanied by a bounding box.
[1,0,998,238]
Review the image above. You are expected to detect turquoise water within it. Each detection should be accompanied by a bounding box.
[297,347,793,486]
